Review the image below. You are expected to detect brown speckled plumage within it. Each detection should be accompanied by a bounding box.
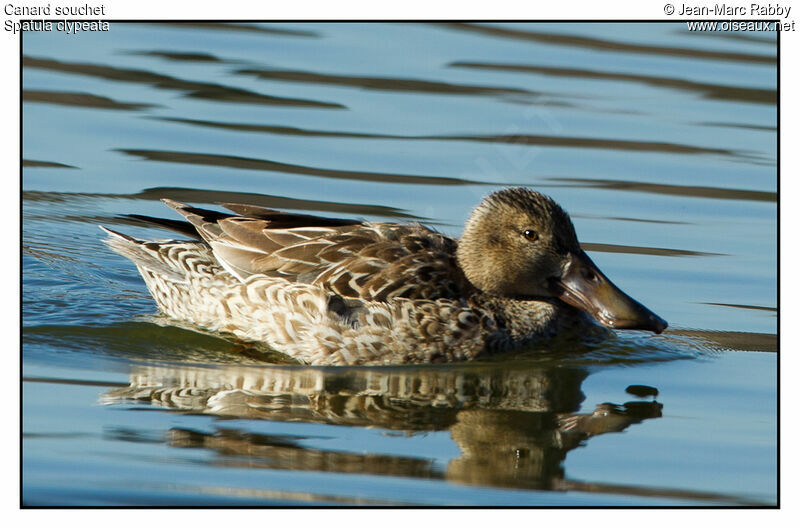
[102,188,646,366]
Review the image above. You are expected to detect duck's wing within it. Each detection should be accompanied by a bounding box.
[164,200,469,301]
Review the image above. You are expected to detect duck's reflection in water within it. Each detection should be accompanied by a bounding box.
[104,362,665,495]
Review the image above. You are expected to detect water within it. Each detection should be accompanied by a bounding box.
[21,22,777,506]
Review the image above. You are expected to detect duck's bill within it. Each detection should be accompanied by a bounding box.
[548,251,668,334]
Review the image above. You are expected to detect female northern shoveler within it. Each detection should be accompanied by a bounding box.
[102,188,667,365]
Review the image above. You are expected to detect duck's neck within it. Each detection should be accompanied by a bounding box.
[469,292,595,342]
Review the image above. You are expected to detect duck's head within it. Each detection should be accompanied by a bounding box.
[457,188,667,334]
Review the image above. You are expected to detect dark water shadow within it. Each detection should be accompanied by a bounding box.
[22,188,421,220]
[573,213,692,226]
[23,159,78,169]
[235,67,542,97]
[427,134,743,157]
[435,23,776,65]
[696,121,777,132]
[146,22,320,38]
[581,242,725,258]
[115,149,501,186]
[23,89,155,111]
[23,56,344,109]
[448,61,777,105]
[123,50,231,63]
[153,117,748,159]
[545,177,776,203]
[703,302,776,313]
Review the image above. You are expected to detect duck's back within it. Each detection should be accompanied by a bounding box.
[283,223,467,301]
[164,201,471,302]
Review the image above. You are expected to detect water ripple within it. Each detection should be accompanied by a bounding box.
[23,56,344,109]
[23,89,155,111]
[115,149,501,186]
[153,117,745,158]
[437,23,776,64]
[449,61,776,105]
[547,177,776,202]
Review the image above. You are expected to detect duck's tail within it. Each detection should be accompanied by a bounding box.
[100,226,193,282]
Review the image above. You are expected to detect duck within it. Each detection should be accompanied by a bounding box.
[102,187,667,365]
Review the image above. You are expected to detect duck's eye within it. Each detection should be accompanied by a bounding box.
[523,229,538,241]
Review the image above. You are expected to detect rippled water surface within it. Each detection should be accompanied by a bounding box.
[21,22,777,506]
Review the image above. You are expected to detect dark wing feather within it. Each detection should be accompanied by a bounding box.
[119,214,200,239]
[222,203,362,228]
